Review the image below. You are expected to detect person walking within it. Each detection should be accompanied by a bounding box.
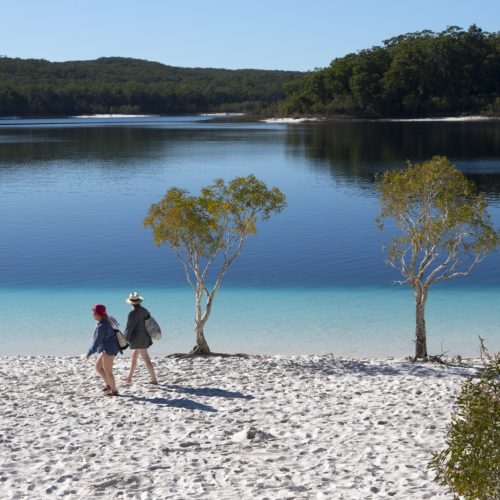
[123,292,158,385]
[86,304,119,396]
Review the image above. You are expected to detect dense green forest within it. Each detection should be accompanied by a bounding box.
[0,57,301,116]
[1,25,498,118]
[281,25,500,118]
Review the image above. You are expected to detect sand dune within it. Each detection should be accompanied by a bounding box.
[0,355,475,499]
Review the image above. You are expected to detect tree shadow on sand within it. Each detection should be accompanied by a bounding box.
[282,357,477,379]
[162,384,254,400]
[125,395,218,412]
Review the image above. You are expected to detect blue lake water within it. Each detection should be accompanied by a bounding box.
[1,116,499,356]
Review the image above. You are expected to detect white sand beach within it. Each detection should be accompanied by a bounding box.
[262,116,499,124]
[262,117,321,123]
[0,355,476,499]
[73,114,159,119]
[200,113,246,117]
[384,116,496,122]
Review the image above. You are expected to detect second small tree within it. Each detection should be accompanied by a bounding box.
[144,175,286,354]
[377,156,499,359]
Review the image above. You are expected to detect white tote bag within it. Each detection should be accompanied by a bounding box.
[145,315,162,341]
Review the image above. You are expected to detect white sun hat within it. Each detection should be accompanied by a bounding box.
[126,291,144,304]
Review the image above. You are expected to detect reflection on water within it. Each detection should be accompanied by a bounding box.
[285,120,500,197]
[0,117,282,166]
[2,118,500,193]
[0,121,210,165]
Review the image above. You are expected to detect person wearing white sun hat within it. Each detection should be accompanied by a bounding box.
[123,292,158,385]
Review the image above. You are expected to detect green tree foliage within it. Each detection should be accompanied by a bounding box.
[429,343,500,499]
[282,25,500,117]
[377,156,499,358]
[0,57,301,116]
[144,175,286,354]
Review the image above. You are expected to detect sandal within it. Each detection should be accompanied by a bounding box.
[149,380,159,385]
[102,385,111,392]
[104,390,119,397]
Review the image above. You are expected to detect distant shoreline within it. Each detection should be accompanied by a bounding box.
[380,115,498,122]
[261,115,499,124]
[0,113,497,123]
[73,114,160,118]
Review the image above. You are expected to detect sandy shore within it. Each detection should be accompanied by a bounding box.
[383,116,495,122]
[0,355,476,499]
[261,115,498,124]
[73,114,159,118]
[262,117,321,123]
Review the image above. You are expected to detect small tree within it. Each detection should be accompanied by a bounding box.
[144,175,286,354]
[377,156,499,358]
[429,341,500,499]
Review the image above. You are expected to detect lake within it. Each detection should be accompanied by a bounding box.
[1,116,499,356]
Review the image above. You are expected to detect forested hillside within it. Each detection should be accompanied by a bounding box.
[281,25,500,118]
[2,25,498,119]
[0,57,301,116]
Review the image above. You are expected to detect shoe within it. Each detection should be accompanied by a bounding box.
[149,380,158,385]
[102,385,111,392]
[104,390,119,397]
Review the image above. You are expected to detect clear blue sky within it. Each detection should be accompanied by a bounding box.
[1,0,498,71]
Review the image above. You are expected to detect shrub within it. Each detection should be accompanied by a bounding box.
[429,343,499,499]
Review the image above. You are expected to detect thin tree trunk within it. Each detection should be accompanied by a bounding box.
[415,294,428,359]
[192,321,211,354]
[191,289,211,354]
[190,264,226,355]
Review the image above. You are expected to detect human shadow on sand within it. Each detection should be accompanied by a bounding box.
[162,384,254,400]
[126,395,218,412]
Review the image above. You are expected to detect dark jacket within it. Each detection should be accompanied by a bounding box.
[87,319,120,356]
[124,305,152,349]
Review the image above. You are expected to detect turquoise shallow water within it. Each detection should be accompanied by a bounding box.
[1,117,500,356]
[2,285,499,357]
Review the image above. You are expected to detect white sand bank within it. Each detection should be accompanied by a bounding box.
[384,115,495,122]
[262,117,321,123]
[73,114,159,119]
[0,355,476,499]
[199,113,246,117]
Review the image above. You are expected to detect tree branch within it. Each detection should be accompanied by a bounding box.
[433,254,482,282]
[175,248,196,291]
